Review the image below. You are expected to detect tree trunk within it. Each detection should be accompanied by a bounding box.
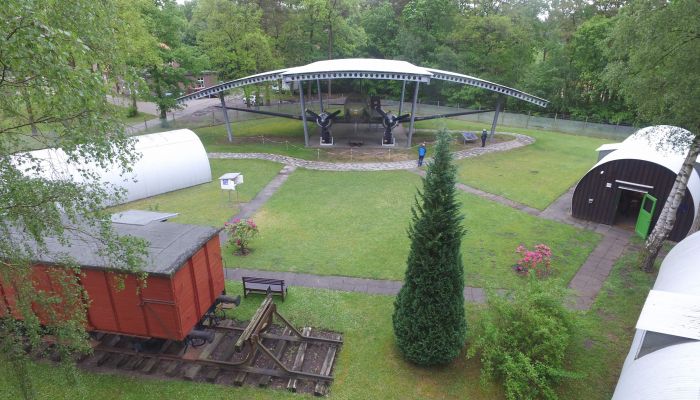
[131,90,138,113]
[640,134,700,272]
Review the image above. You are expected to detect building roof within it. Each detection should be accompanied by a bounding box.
[176,58,548,107]
[28,219,220,277]
[613,230,700,399]
[17,129,212,206]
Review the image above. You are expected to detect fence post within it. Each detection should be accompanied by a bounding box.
[526,111,531,128]
[350,148,353,162]
[317,148,320,160]
[583,116,588,134]
[554,113,558,129]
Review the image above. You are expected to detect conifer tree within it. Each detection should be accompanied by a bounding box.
[392,130,466,365]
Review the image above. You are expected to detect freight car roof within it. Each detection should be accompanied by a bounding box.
[32,221,220,276]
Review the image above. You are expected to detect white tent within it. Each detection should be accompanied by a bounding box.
[17,129,211,206]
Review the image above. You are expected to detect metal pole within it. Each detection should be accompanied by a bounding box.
[399,80,406,115]
[317,79,323,112]
[219,93,233,142]
[299,81,309,146]
[407,81,420,148]
[490,95,504,141]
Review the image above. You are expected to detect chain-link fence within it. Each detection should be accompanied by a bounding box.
[134,95,636,141]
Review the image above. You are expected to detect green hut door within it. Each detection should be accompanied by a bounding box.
[635,194,657,239]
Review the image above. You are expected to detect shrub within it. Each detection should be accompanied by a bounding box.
[225,218,259,255]
[468,280,581,400]
[514,243,553,277]
[392,130,466,366]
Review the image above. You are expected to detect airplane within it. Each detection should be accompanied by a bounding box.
[217,94,492,145]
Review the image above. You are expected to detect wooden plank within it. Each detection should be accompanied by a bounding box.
[287,327,311,392]
[164,361,181,377]
[183,332,225,381]
[314,334,341,396]
[139,357,159,374]
[258,327,292,387]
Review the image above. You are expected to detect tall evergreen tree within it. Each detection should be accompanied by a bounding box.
[392,130,466,366]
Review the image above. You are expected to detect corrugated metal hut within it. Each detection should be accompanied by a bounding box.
[16,129,212,206]
[612,230,700,399]
[0,213,224,341]
[572,125,700,241]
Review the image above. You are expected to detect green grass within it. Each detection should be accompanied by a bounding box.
[223,169,600,289]
[110,159,283,227]
[0,253,654,400]
[559,244,656,399]
[416,119,609,210]
[111,104,158,125]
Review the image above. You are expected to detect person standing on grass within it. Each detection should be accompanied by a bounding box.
[418,143,427,166]
[481,129,488,147]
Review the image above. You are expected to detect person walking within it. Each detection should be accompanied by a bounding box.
[481,129,488,147]
[417,143,427,166]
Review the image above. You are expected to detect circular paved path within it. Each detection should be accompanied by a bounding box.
[209,133,534,170]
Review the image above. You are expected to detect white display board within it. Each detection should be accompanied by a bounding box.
[219,173,243,190]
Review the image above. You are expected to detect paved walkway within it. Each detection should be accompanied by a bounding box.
[216,133,633,310]
[208,133,534,171]
[224,269,488,303]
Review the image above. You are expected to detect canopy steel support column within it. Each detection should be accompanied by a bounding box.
[299,81,309,146]
[490,95,504,141]
[398,80,406,115]
[219,93,233,142]
[407,81,420,148]
[317,80,324,112]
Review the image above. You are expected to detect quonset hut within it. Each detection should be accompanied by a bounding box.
[18,129,211,206]
[612,231,700,399]
[572,126,700,241]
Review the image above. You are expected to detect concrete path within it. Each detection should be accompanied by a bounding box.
[216,133,633,311]
[224,268,487,303]
[208,133,534,171]
[219,165,296,243]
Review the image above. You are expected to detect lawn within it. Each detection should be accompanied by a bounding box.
[223,169,600,289]
[110,159,283,227]
[193,119,504,162]
[0,249,655,400]
[415,119,610,210]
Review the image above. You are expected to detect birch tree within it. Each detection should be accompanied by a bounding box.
[605,0,700,271]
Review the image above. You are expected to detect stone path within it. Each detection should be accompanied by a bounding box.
[208,133,534,171]
[224,269,488,303]
[216,133,632,310]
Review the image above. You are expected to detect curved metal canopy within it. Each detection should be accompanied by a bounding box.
[176,58,548,107]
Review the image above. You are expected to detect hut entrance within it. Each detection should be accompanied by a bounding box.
[614,188,646,230]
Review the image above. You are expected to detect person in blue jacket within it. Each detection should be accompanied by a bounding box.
[417,143,427,166]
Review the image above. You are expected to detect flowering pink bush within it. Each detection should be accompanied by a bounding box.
[225,218,259,255]
[514,244,552,277]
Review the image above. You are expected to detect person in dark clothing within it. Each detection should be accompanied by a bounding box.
[481,129,488,147]
[418,143,426,166]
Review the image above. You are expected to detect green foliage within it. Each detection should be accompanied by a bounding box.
[468,279,582,400]
[225,218,260,255]
[1,1,147,396]
[604,0,700,132]
[392,130,466,365]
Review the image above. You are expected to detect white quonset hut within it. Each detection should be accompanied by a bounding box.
[572,125,700,241]
[19,129,211,205]
[613,230,700,399]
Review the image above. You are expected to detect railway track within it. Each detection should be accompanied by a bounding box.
[78,299,343,396]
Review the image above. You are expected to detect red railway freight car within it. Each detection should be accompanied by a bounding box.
[0,217,225,342]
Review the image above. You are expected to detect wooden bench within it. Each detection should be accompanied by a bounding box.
[242,276,287,301]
